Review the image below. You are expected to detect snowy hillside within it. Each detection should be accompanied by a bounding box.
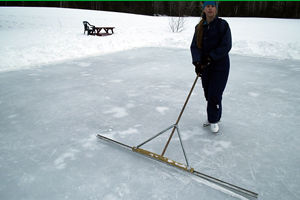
[0,7,300,200]
[0,7,300,72]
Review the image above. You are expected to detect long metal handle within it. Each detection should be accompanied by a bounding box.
[161,75,200,156]
[97,134,132,149]
[193,170,258,199]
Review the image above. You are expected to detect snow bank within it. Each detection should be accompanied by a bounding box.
[0,7,299,72]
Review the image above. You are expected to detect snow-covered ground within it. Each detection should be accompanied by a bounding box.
[0,7,300,72]
[0,7,300,200]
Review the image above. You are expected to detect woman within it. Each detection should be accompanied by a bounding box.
[190,1,232,133]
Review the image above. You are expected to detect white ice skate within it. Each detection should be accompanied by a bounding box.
[210,123,219,133]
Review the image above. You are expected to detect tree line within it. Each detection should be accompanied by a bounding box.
[1,1,300,18]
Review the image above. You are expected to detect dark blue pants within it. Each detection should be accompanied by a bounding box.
[201,68,229,123]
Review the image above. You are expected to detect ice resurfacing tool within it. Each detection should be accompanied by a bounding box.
[97,75,258,199]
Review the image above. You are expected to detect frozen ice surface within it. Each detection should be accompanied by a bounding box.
[0,48,300,200]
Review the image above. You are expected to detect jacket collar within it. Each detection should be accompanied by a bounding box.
[204,16,219,25]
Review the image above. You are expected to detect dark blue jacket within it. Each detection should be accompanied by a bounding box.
[190,17,232,71]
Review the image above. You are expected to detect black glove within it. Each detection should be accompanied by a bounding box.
[202,55,212,67]
[193,62,205,77]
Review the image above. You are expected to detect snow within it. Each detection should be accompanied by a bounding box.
[1,7,300,72]
[0,7,300,200]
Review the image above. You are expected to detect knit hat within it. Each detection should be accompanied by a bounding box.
[203,1,218,9]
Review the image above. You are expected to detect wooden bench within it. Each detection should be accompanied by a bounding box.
[83,21,115,36]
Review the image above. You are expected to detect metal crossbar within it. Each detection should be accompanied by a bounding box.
[136,123,190,168]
